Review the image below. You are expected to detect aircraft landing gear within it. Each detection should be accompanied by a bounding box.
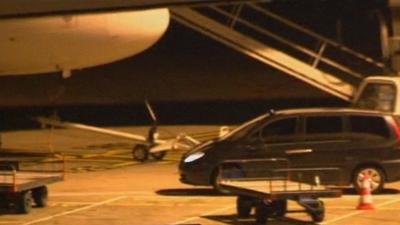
[132,144,167,162]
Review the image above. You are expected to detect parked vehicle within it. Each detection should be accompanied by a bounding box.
[179,108,400,193]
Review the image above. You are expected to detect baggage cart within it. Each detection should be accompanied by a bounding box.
[217,158,342,224]
[0,154,65,213]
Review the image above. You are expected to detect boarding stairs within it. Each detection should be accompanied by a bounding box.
[171,3,386,101]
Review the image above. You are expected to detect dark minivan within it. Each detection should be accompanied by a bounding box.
[179,108,400,193]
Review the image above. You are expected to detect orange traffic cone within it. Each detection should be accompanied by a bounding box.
[356,175,375,210]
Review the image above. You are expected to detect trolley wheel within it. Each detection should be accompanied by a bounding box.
[311,210,325,223]
[271,199,287,218]
[307,200,325,223]
[237,195,254,218]
[150,151,167,160]
[15,191,33,214]
[32,186,48,207]
[132,145,149,162]
[255,201,270,225]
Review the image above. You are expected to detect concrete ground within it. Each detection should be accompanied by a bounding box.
[1,126,400,225]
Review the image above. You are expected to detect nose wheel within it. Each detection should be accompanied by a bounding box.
[132,145,167,161]
[132,145,149,162]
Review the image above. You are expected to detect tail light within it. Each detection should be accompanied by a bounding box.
[387,116,400,140]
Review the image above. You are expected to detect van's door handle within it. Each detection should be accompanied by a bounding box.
[285,149,313,154]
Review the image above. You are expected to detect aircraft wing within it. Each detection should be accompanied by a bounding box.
[0,0,268,18]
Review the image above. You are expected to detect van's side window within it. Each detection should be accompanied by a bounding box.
[305,116,342,134]
[261,118,297,141]
[349,116,390,139]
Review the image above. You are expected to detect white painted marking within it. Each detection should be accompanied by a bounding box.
[321,197,400,224]
[169,205,234,225]
[22,196,127,225]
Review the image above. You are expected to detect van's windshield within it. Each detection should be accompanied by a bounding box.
[221,114,268,141]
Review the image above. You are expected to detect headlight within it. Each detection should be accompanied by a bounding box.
[184,152,205,163]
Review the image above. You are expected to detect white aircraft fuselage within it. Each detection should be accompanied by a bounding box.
[0,8,170,77]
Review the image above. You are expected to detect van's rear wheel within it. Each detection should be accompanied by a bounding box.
[353,166,385,194]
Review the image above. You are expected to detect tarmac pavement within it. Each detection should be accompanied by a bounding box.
[1,126,400,225]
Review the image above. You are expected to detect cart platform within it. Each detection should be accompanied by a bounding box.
[0,153,65,214]
[0,171,63,192]
[217,158,343,224]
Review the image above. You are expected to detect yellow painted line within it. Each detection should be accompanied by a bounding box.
[63,155,77,160]
[69,149,131,159]
[79,153,102,158]
[22,196,127,225]
[108,161,137,168]
[102,150,131,156]
[65,158,127,163]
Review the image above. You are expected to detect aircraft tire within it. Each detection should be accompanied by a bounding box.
[132,145,149,162]
[150,151,167,160]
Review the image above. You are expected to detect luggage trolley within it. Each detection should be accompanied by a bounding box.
[0,154,65,214]
[217,158,342,224]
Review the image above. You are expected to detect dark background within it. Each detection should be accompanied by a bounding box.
[0,1,387,129]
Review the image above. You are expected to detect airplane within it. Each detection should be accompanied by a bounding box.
[0,8,169,78]
[0,0,260,77]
